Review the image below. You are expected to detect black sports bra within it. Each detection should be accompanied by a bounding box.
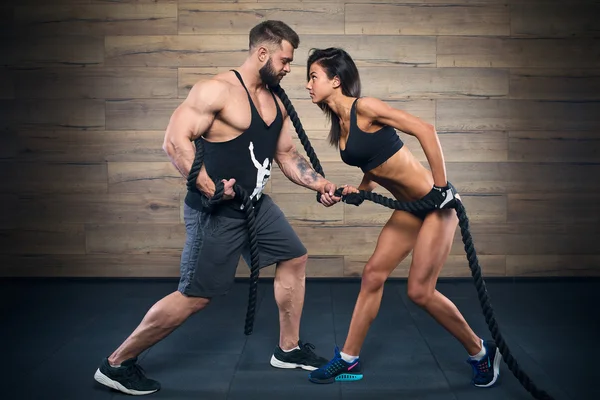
[340,98,404,173]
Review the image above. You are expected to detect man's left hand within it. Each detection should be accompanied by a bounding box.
[319,182,341,207]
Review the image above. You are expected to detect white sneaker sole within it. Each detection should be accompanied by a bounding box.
[270,355,318,371]
[94,368,158,396]
[474,347,502,388]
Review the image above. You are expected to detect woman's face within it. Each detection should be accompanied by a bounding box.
[306,62,335,103]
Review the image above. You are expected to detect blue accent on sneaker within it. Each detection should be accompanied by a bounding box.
[308,346,363,384]
[467,340,502,388]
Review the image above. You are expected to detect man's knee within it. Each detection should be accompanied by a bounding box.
[277,253,308,276]
[175,290,211,314]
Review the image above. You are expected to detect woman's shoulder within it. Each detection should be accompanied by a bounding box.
[355,96,390,118]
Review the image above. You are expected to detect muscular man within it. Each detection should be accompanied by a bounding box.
[93,20,341,395]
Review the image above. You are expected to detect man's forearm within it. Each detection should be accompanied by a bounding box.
[277,149,328,192]
[164,140,214,196]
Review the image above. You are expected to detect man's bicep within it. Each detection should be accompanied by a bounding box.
[165,80,226,143]
[275,117,296,160]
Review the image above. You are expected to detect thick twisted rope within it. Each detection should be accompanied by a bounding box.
[271,84,555,400]
[187,139,260,335]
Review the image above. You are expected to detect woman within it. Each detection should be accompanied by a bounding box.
[305,48,500,388]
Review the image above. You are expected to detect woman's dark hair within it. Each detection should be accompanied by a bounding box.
[307,48,361,147]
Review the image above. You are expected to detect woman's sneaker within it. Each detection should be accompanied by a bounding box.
[467,340,502,388]
[308,346,363,384]
[94,357,160,395]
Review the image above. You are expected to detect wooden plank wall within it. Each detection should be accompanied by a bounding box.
[1,0,599,279]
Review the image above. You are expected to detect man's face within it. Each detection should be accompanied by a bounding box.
[259,40,294,87]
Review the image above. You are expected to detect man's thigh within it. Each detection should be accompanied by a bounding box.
[178,204,248,298]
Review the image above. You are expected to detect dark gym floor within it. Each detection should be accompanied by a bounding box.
[1,278,597,400]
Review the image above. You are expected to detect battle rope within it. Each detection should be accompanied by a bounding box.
[270,84,555,400]
[187,139,260,335]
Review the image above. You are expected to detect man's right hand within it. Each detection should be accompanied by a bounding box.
[221,178,236,201]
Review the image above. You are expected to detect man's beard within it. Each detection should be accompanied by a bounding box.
[259,58,281,88]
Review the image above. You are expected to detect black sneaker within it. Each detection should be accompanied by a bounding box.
[466,340,501,388]
[94,357,160,395]
[270,341,328,371]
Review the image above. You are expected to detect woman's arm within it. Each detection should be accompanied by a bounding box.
[357,97,448,187]
[357,174,378,191]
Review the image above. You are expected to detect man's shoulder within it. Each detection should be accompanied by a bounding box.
[190,74,233,98]
[186,73,237,110]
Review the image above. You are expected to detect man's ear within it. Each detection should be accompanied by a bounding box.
[257,46,269,63]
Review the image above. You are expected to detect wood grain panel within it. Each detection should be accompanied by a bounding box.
[0,102,15,130]
[0,195,18,229]
[403,131,508,162]
[0,130,16,160]
[178,67,235,98]
[346,4,509,36]
[235,256,344,278]
[17,130,167,163]
[296,223,512,257]
[293,225,382,256]
[438,37,600,68]
[509,100,600,131]
[344,255,506,278]
[458,223,599,255]
[0,225,86,255]
[16,99,105,130]
[508,193,598,224]
[0,8,13,36]
[506,255,600,277]
[437,99,600,131]
[437,100,510,131]
[108,162,184,194]
[269,193,344,225]
[3,162,108,195]
[360,68,508,100]
[0,254,183,278]
[14,4,177,36]
[179,3,344,35]
[17,193,181,225]
[297,35,436,68]
[86,223,184,255]
[292,137,340,162]
[106,99,180,130]
[511,3,600,37]
[0,68,14,99]
[446,162,510,194]
[510,69,600,100]
[507,163,600,194]
[508,131,600,163]
[105,35,248,67]
[15,67,178,99]
[6,36,104,67]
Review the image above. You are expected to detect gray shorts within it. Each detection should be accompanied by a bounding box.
[177,195,307,298]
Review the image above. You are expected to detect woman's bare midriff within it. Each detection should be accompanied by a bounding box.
[365,146,434,202]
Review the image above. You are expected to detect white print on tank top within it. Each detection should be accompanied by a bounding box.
[248,141,271,202]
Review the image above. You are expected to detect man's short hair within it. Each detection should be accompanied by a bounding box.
[249,20,300,51]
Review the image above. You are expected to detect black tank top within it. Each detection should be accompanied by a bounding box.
[340,98,403,173]
[185,70,283,218]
